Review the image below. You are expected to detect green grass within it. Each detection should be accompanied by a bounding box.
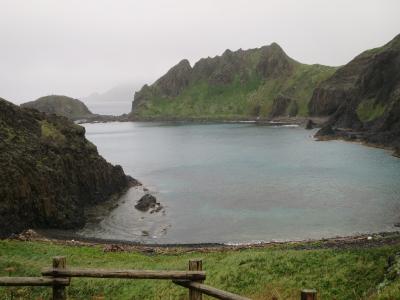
[40,121,66,143]
[1,240,400,299]
[247,64,337,118]
[356,99,386,122]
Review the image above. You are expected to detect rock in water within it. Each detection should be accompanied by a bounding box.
[315,124,335,137]
[135,194,157,212]
[305,119,315,130]
[0,98,134,238]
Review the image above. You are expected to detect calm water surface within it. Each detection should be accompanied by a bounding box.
[79,122,400,244]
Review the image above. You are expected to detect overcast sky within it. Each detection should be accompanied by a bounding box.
[0,0,399,104]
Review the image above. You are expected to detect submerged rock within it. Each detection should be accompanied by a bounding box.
[135,194,157,212]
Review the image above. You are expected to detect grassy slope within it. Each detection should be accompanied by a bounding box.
[1,240,400,299]
[248,64,337,118]
[137,64,336,120]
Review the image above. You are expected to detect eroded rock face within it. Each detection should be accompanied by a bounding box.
[269,95,292,118]
[309,88,350,117]
[256,43,294,78]
[154,59,192,97]
[131,60,192,114]
[0,98,133,237]
[310,34,400,150]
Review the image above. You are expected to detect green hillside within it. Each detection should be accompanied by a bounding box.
[131,44,336,120]
[1,236,400,299]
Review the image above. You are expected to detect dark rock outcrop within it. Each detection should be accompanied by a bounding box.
[269,95,293,118]
[311,34,400,152]
[315,124,335,137]
[135,194,157,212]
[154,59,192,97]
[256,43,294,78]
[0,98,134,237]
[305,119,316,130]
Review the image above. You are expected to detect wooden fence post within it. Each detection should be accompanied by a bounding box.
[301,289,317,300]
[188,259,203,300]
[52,256,67,300]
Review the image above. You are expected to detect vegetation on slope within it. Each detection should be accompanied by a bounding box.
[0,98,132,238]
[131,44,336,120]
[310,33,400,153]
[1,237,400,299]
[309,34,400,128]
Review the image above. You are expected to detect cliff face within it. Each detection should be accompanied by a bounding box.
[310,34,400,152]
[0,98,133,237]
[21,95,93,121]
[131,43,336,120]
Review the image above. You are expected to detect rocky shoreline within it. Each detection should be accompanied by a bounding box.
[7,229,400,253]
[315,125,400,158]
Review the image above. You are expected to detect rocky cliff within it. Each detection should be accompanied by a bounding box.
[21,95,94,121]
[0,98,135,237]
[131,43,336,120]
[310,34,400,154]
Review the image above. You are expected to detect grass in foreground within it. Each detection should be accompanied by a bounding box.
[1,239,400,299]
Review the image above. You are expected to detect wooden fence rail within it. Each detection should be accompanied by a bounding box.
[173,280,251,300]
[42,268,206,280]
[0,256,318,300]
[0,277,69,287]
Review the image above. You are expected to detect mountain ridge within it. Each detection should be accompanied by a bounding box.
[130,43,337,120]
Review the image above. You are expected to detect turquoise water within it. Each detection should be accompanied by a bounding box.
[80,122,400,244]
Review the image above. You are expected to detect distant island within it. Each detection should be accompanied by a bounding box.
[81,84,138,115]
[21,95,129,123]
[21,95,93,120]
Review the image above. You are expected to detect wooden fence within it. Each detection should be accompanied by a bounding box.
[0,256,317,300]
